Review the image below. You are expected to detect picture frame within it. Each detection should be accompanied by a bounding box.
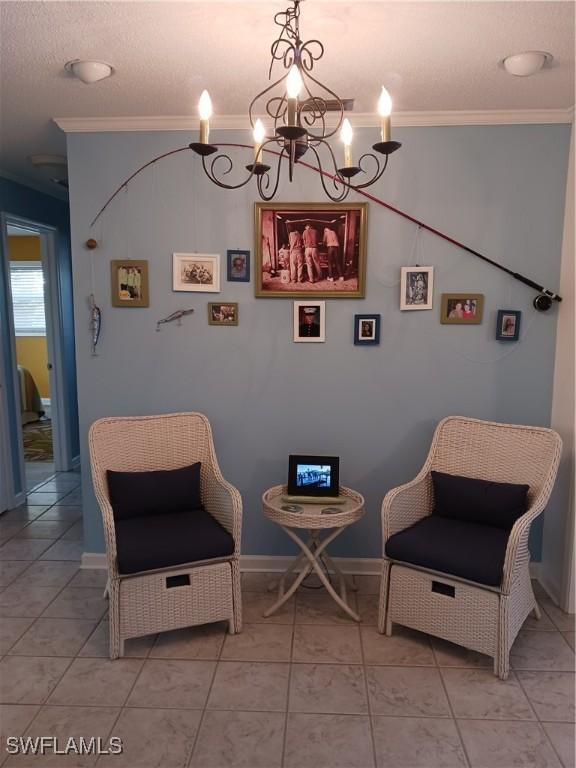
[255,202,367,298]
[400,266,434,310]
[227,250,250,282]
[496,309,521,341]
[354,314,381,345]
[173,253,220,293]
[293,300,325,343]
[208,302,239,326]
[287,454,340,497]
[110,260,149,308]
[440,293,484,324]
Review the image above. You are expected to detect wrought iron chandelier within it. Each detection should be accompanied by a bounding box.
[189,0,401,201]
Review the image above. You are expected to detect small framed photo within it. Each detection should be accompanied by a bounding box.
[208,302,239,326]
[496,310,521,341]
[293,301,325,343]
[111,260,149,307]
[354,314,381,345]
[440,293,484,324]
[400,266,434,310]
[173,253,220,293]
[227,250,250,282]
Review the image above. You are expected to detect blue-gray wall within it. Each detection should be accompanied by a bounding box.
[66,124,571,559]
[0,177,79,493]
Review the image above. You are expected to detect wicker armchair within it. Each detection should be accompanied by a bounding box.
[89,412,242,659]
[378,415,562,679]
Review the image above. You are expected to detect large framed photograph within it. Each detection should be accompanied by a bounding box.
[255,202,367,298]
[227,250,250,283]
[173,253,220,293]
[208,302,239,326]
[440,293,484,324]
[354,314,381,345]
[110,260,149,307]
[496,309,521,341]
[293,301,325,343]
[400,266,434,310]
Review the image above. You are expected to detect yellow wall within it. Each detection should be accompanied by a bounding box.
[8,235,50,399]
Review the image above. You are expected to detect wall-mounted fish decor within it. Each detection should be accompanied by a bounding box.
[89,294,101,356]
[156,308,195,332]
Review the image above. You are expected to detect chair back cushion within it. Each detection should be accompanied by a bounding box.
[431,470,528,530]
[107,463,202,520]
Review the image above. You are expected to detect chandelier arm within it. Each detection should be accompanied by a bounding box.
[249,73,292,128]
[201,152,256,191]
[347,153,390,191]
[256,149,286,201]
[306,144,350,202]
[299,69,344,139]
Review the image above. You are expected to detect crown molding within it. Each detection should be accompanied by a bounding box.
[54,107,574,134]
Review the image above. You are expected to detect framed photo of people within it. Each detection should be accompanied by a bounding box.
[110,260,149,307]
[227,250,250,283]
[255,202,367,298]
[173,253,220,293]
[400,266,434,310]
[208,302,239,326]
[496,309,521,341]
[293,301,325,343]
[354,314,381,345]
[440,293,484,324]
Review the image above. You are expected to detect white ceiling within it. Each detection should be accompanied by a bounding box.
[0,0,574,198]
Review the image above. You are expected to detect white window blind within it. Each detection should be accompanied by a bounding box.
[9,262,46,336]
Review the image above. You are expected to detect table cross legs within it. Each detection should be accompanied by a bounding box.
[263,525,360,621]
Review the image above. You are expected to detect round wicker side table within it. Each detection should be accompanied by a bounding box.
[262,484,365,622]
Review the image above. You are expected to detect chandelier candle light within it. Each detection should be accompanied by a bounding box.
[189,0,401,201]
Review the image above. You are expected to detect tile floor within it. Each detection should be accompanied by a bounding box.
[0,474,574,767]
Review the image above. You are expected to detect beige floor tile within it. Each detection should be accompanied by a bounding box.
[126,659,215,709]
[458,719,562,767]
[362,625,435,666]
[47,657,143,706]
[15,522,72,540]
[372,716,467,768]
[516,671,575,721]
[0,540,52,561]
[511,632,575,672]
[191,710,285,768]
[221,623,292,662]
[358,594,378,625]
[563,633,575,651]
[97,708,201,768]
[0,657,71,704]
[78,621,153,659]
[241,572,283,593]
[150,623,226,660]
[295,591,359,625]
[431,637,492,668]
[8,619,97,657]
[0,524,28,544]
[0,562,30,588]
[0,585,61,618]
[366,666,451,717]
[12,562,79,588]
[67,569,108,589]
[41,588,107,620]
[207,661,289,711]
[24,493,63,506]
[0,704,40,740]
[0,618,35,654]
[60,522,83,542]
[2,507,50,522]
[540,599,576,633]
[441,668,535,720]
[523,605,557,631]
[293,625,362,664]
[242,592,295,624]
[284,713,374,768]
[289,663,368,714]
[541,722,575,768]
[39,541,83,562]
[4,705,120,767]
[37,508,81,522]
[351,575,380,595]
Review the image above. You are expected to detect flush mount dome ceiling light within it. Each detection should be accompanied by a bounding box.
[65,59,114,84]
[502,51,553,77]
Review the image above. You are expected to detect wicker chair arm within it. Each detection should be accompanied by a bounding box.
[202,469,243,556]
[382,472,434,546]
[501,504,542,594]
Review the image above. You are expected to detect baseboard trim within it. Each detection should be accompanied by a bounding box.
[81,552,381,574]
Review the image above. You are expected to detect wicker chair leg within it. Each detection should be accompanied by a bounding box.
[231,559,242,634]
[496,595,510,680]
[532,600,542,620]
[108,579,122,660]
[378,561,390,634]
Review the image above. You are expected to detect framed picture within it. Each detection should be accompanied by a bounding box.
[287,454,340,497]
[227,250,250,282]
[400,266,434,310]
[255,202,367,298]
[354,314,381,345]
[440,293,484,324]
[173,253,220,293]
[208,302,239,326]
[110,260,149,307]
[293,301,325,343]
[496,309,521,341]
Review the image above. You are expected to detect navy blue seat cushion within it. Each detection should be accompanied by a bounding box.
[114,508,235,575]
[107,463,201,521]
[385,515,510,587]
[431,470,529,530]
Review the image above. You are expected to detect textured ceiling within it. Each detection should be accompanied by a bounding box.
[0,0,574,197]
